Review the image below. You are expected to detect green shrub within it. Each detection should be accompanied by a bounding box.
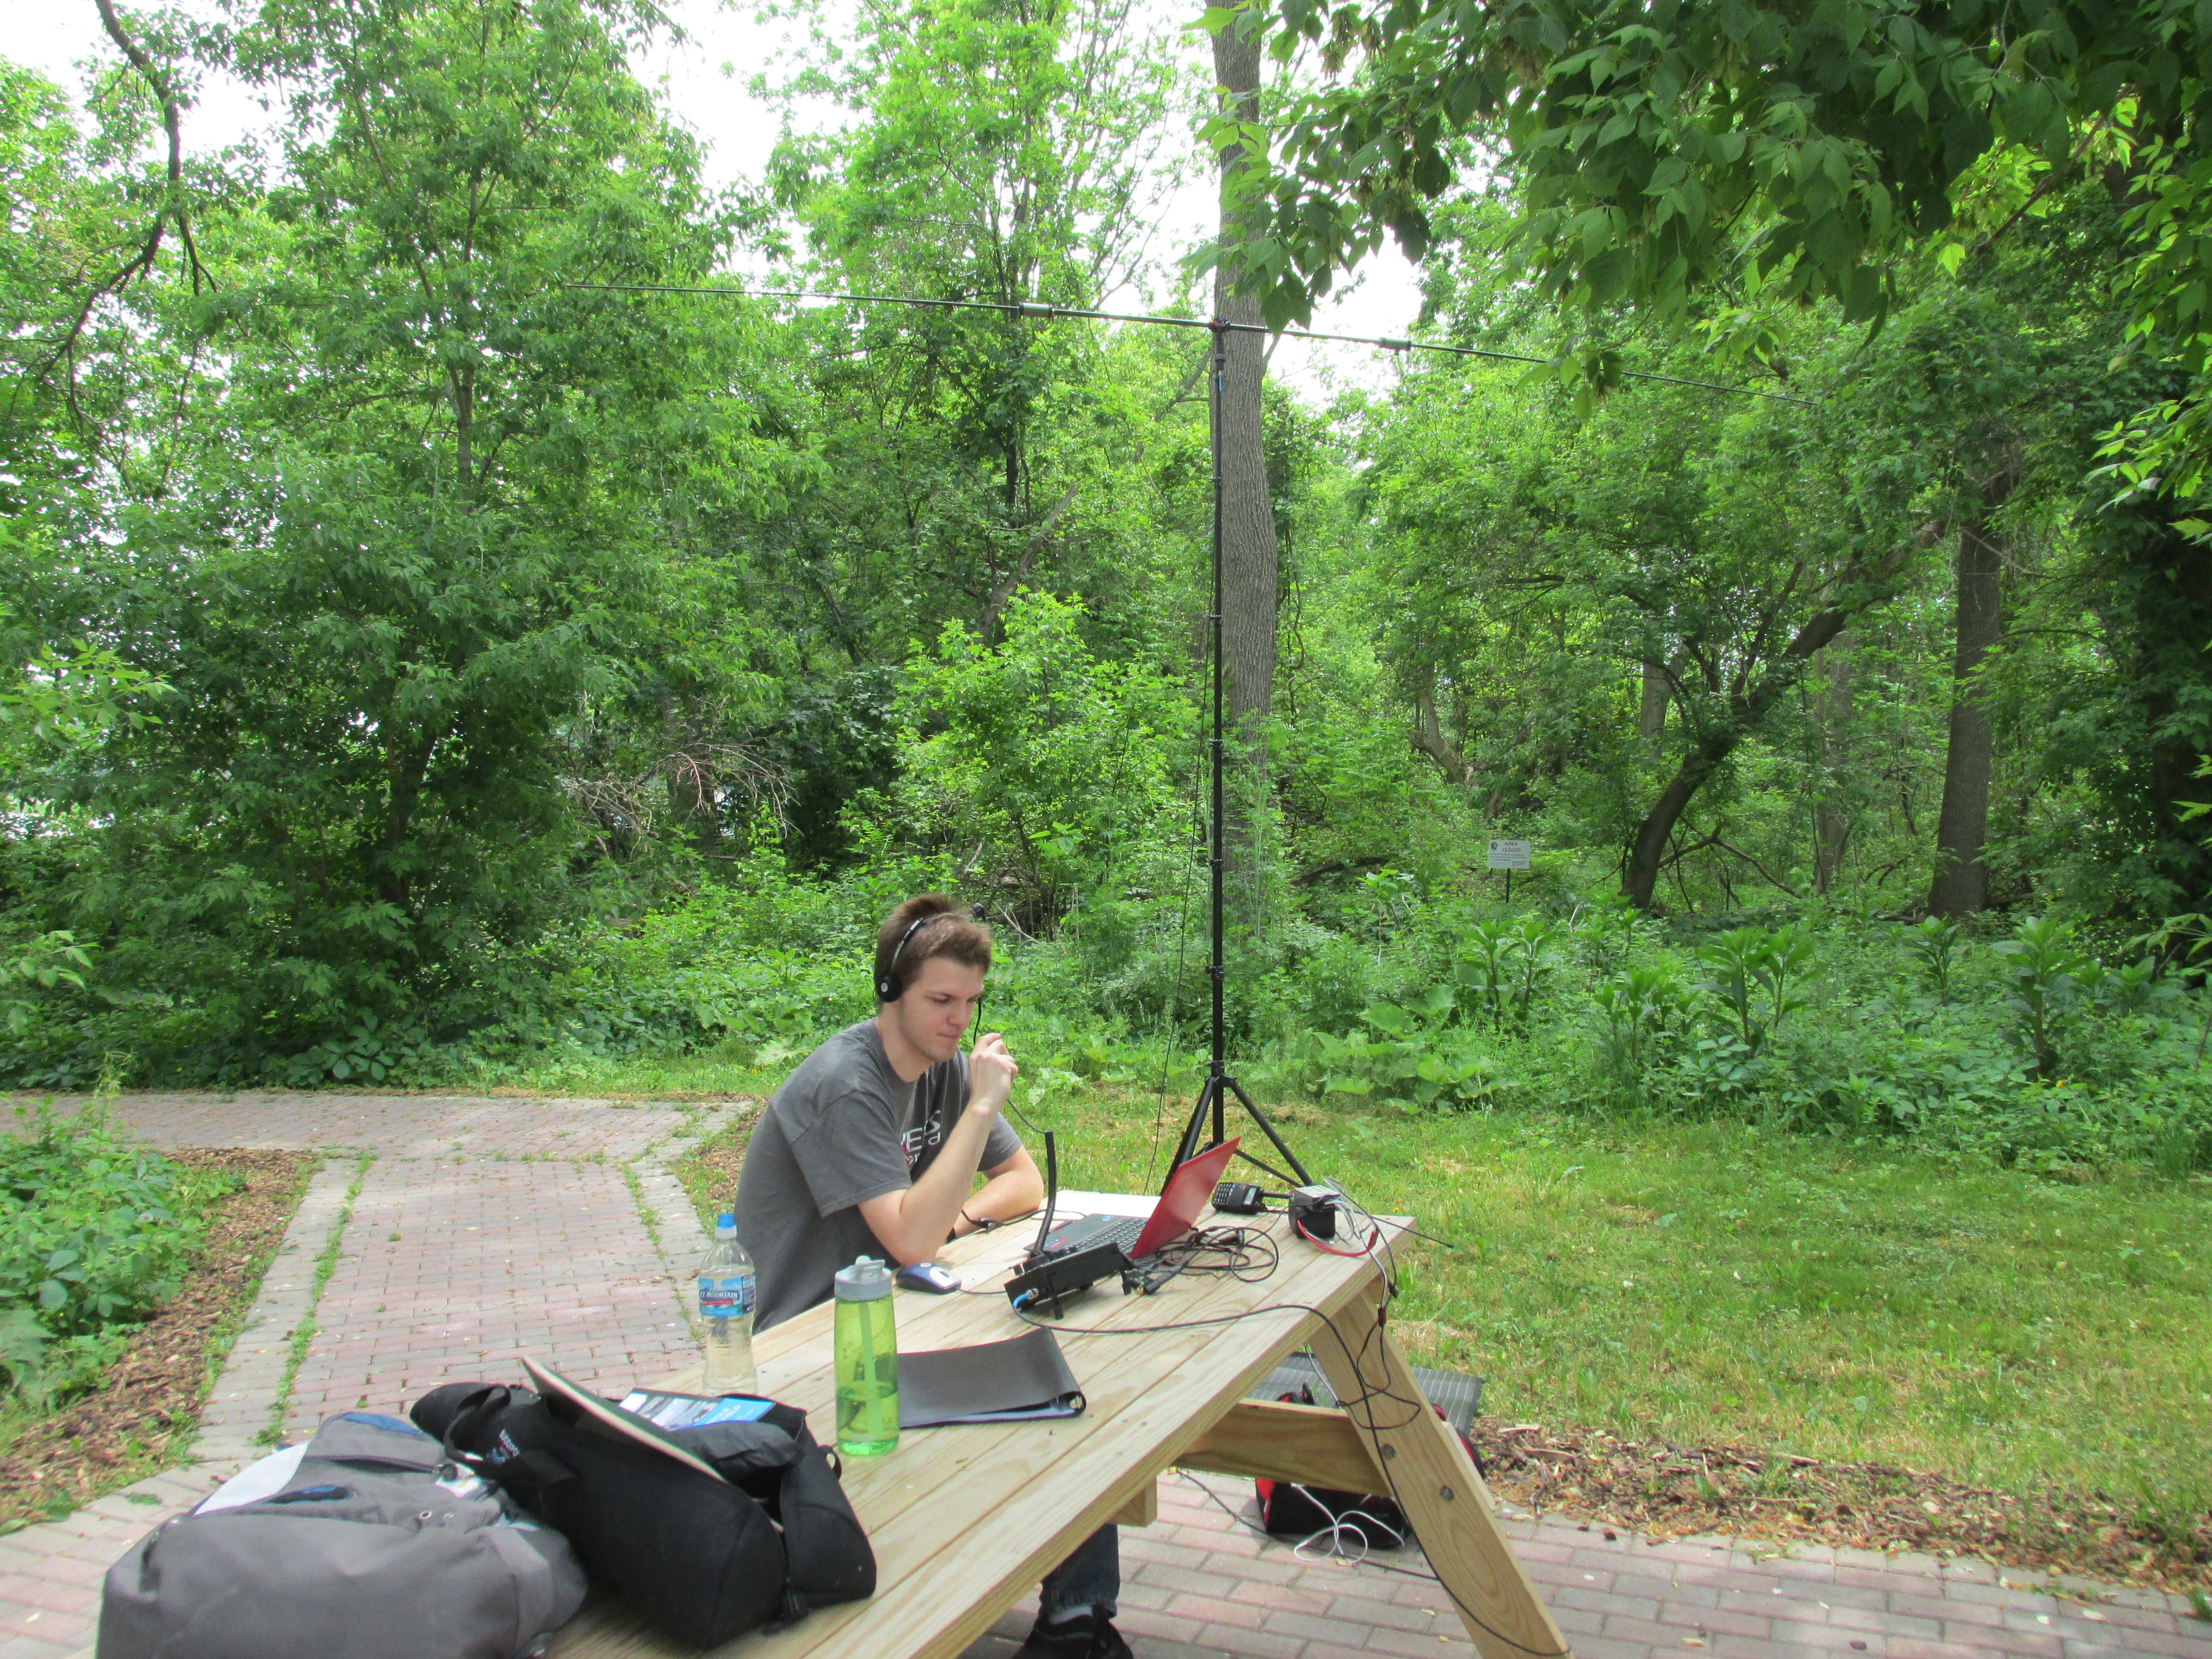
[1270,985,1509,1110]
[1993,914,2092,1078]
[1903,915,1964,1002]
[0,1103,218,1406]
[1593,958,1695,1085]
[1456,915,1564,1030]
[0,1104,200,1340]
[1695,923,1816,1055]
[541,888,869,1064]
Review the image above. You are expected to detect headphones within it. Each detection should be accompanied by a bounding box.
[874,912,937,1002]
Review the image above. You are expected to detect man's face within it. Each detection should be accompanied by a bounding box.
[887,955,986,1065]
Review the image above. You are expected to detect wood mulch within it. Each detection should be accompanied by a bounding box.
[0,1148,314,1529]
[1469,1419,2212,1593]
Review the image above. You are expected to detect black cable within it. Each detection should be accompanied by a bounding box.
[960,1223,1283,1295]
[1144,724,1206,1196]
[974,988,1053,1147]
[560,281,1818,404]
[1313,1181,1409,1294]
[1314,1309,1569,1655]
[1146,1223,1280,1284]
[958,1203,1040,1235]
[1390,1222,1461,1252]
[1002,1093,1048,1139]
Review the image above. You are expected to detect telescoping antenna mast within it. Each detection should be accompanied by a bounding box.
[565,282,1804,1186]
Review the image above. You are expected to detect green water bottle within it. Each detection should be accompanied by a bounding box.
[833,1256,899,1457]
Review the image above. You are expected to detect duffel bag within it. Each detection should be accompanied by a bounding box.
[98,1411,587,1659]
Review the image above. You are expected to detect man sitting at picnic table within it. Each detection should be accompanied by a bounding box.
[735,893,1131,1659]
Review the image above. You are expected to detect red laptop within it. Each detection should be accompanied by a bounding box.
[1036,1138,1241,1262]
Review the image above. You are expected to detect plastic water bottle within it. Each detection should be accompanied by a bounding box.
[696,1213,757,1393]
[833,1256,899,1457]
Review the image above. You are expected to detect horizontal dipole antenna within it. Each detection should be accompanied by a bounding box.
[558,281,1815,405]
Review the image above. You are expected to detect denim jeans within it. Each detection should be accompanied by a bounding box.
[1037,1523,1119,1618]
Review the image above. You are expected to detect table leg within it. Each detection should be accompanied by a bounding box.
[1307,1274,1572,1659]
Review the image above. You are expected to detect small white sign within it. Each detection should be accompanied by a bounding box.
[1487,839,1532,871]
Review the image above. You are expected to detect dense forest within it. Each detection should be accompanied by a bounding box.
[5,0,2212,1178]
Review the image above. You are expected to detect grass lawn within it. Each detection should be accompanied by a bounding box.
[618,1044,2212,1567]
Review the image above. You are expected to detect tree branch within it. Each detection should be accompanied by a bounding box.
[1709,835,1802,898]
[38,1,210,403]
[979,482,1078,639]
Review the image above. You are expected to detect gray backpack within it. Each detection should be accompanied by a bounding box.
[98,1412,588,1659]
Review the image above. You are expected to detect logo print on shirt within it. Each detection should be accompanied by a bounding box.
[900,1112,943,1168]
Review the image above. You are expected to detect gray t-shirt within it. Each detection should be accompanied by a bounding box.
[736,1020,1024,1333]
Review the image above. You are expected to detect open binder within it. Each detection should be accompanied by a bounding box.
[520,1355,730,1480]
[897,1325,1084,1429]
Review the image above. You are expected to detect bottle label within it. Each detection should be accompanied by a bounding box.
[698,1274,756,1319]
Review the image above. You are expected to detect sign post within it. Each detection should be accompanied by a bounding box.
[1487,838,1532,901]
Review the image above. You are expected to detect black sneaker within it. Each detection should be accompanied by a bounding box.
[1013,1610,1133,1659]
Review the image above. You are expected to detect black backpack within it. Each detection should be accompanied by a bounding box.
[413,1383,874,1648]
[1253,1385,1487,1552]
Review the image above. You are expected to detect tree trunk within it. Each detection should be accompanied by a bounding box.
[1637,659,1669,748]
[980,482,1077,642]
[1212,12,1277,885]
[1928,504,2006,916]
[1812,640,1852,892]
[1625,741,1726,911]
[1412,678,1472,782]
[1624,606,1853,910]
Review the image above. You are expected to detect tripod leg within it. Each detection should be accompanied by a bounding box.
[1172,1072,1317,1188]
[1171,1073,1225,1171]
[1226,1075,1314,1187]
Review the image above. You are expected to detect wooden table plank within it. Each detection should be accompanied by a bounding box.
[1175,1396,1390,1491]
[1106,1481,1156,1527]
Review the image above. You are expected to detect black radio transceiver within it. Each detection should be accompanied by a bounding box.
[1004,1241,1130,1317]
[1212,1180,1266,1214]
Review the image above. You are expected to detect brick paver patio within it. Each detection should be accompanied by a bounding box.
[0,1091,2203,1659]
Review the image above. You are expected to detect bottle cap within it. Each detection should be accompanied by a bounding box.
[834,1255,893,1301]
[715,1212,737,1238]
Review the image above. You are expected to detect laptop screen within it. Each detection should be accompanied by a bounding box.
[1129,1137,1241,1259]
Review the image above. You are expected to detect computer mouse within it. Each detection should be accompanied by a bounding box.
[895,1261,960,1294]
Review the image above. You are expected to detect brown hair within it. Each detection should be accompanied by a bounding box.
[874,893,992,1003]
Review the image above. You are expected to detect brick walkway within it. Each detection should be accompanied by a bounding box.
[0,1092,2204,1659]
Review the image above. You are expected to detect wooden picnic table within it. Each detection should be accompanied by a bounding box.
[548,1191,1570,1659]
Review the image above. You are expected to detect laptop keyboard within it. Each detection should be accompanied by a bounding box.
[1045,1215,1146,1255]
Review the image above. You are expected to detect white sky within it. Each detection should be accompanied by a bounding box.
[0,0,1423,397]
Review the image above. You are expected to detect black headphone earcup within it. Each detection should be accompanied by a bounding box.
[878,910,935,1003]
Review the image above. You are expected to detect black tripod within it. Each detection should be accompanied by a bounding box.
[1166,317,1313,1192]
